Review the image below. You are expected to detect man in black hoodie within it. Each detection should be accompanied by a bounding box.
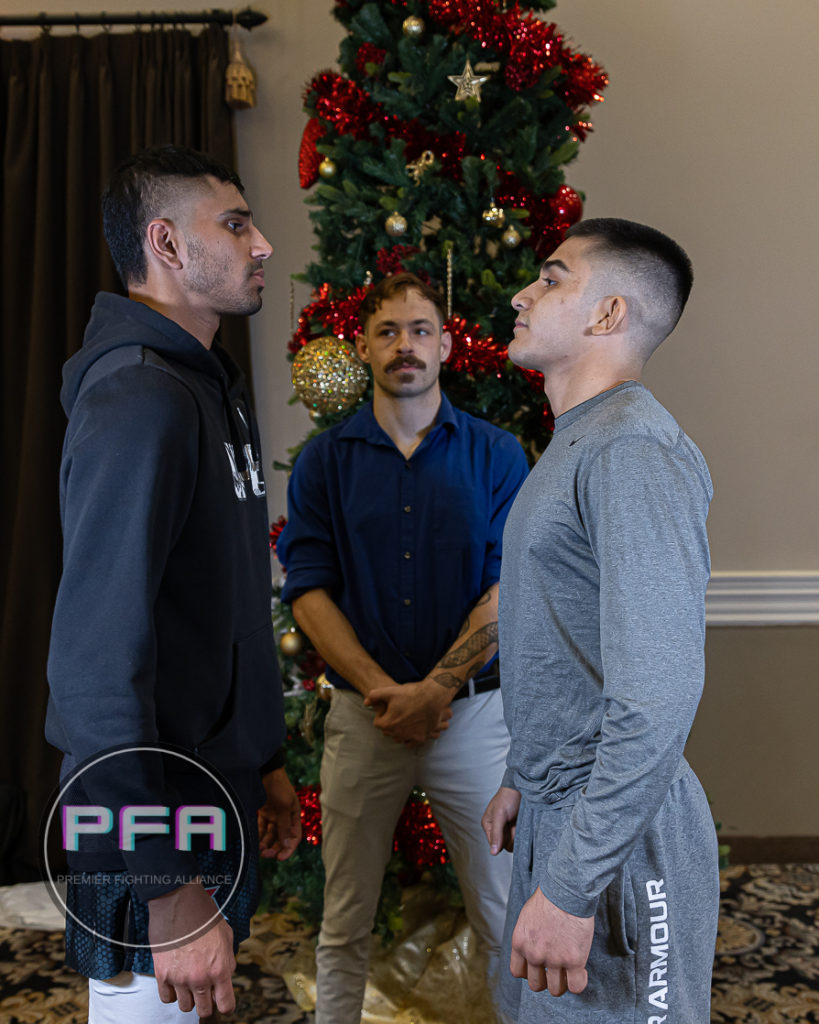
[46,146,300,1022]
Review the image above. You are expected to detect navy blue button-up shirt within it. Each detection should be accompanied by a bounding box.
[278,395,529,690]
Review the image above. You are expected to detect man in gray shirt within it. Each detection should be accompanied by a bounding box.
[483,218,718,1023]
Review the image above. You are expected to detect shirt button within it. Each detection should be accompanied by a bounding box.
[404,598,412,607]
[403,551,412,559]
[404,505,412,513]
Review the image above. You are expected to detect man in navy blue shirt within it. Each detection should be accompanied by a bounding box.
[277,273,529,1022]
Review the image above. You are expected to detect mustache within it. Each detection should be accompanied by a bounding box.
[248,262,264,276]
[385,354,427,372]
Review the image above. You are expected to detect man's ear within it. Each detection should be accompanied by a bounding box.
[439,329,452,363]
[145,219,183,271]
[590,295,627,336]
[355,332,370,363]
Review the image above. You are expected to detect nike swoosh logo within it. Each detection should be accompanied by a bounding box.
[569,436,584,446]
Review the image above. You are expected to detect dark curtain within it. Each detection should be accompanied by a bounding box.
[0,25,251,880]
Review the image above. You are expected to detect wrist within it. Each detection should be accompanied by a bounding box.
[422,673,460,706]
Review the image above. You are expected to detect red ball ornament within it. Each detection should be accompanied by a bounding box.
[550,185,583,226]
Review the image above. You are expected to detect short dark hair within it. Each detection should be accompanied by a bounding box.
[358,272,447,331]
[565,218,693,347]
[102,145,244,287]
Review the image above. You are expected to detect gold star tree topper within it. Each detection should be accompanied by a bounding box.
[447,58,490,101]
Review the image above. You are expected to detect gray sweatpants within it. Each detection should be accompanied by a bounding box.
[500,765,719,1023]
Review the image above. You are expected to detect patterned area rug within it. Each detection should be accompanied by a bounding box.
[0,864,816,1023]
[712,864,819,1023]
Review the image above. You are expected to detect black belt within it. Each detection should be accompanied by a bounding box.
[452,667,501,701]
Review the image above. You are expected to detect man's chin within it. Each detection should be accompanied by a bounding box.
[222,296,263,318]
[507,342,539,372]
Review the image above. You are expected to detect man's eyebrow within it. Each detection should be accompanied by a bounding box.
[375,317,436,328]
[220,206,253,218]
[540,259,570,275]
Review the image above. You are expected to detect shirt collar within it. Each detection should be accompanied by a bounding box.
[339,393,459,446]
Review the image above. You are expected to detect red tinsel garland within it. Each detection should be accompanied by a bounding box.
[297,786,323,846]
[296,785,450,867]
[289,283,371,352]
[304,70,468,179]
[269,514,287,553]
[298,118,326,189]
[445,315,507,375]
[375,244,420,276]
[356,42,387,77]
[394,797,449,868]
[424,0,607,106]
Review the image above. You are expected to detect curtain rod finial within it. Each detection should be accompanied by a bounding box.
[235,8,267,31]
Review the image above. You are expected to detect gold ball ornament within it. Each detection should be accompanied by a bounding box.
[280,629,305,657]
[482,205,506,228]
[402,15,425,39]
[318,158,337,179]
[385,212,408,237]
[291,336,369,415]
[501,225,522,248]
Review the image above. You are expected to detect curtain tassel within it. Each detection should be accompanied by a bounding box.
[225,24,256,109]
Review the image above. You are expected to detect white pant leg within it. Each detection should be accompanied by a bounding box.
[417,690,513,998]
[315,688,416,1024]
[88,972,198,1024]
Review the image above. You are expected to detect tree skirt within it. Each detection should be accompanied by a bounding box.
[0,865,817,1023]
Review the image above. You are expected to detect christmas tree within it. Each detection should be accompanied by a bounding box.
[260,0,607,933]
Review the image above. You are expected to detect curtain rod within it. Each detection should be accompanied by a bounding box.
[0,8,267,30]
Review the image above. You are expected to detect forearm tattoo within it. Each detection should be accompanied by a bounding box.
[439,623,499,669]
[431,590,498,690]
[430,670,464,690]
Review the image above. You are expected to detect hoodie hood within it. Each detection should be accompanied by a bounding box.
[62,292,236,416]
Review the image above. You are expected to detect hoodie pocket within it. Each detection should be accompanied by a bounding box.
[196,622,284,772]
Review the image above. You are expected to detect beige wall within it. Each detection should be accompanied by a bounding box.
[6,0,817,836]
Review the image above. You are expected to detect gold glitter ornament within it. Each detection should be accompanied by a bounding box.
[318,158,337,179]
[291,336,369,415]
[385,212,408,237]
[482,205,506,227]
[501,224,522,248]
[402,15,425,39]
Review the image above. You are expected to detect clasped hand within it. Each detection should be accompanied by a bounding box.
[364,679,452,746]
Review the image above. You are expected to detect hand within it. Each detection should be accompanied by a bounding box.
[149,879,237,1016]
[481,786,521,854]
[365,679,452,746]
[509,886,594,997]
[258,766,302,861]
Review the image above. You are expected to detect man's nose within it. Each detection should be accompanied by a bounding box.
[251,227,273,260]
[511,288,531,311]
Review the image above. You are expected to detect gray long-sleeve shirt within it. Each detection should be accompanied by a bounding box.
[499,381,712,917]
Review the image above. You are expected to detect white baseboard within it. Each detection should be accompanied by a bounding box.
[706,572,819,626]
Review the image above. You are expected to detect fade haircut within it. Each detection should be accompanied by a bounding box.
[565,218,694,352]
[102,144,244,287]
[358,272,447,331]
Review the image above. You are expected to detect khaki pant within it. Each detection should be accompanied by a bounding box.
[316,687,512,1024]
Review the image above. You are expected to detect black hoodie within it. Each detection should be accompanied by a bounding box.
[45,293,285,899]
